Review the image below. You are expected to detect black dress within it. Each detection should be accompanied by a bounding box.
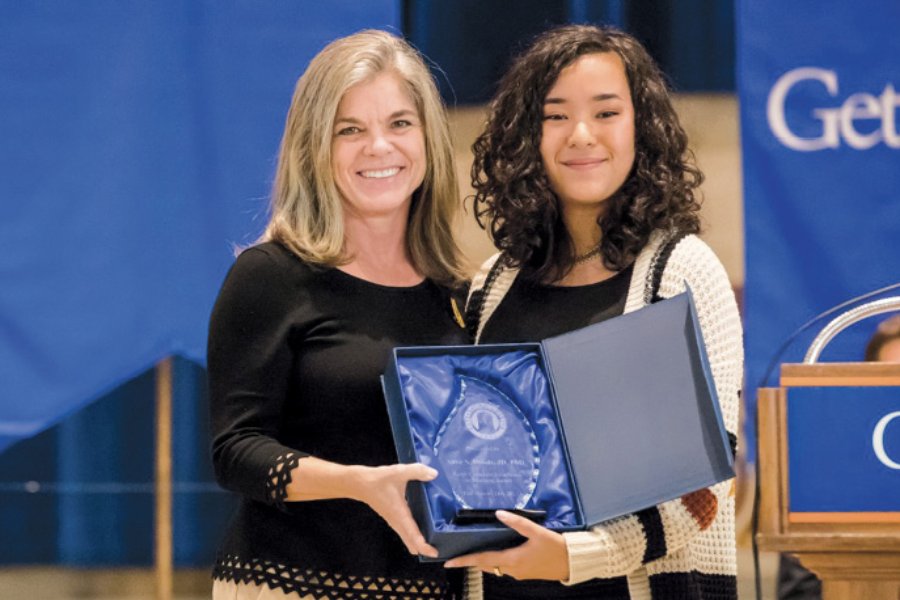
[208,242,467,599]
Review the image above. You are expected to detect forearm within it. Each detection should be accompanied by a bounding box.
[561,513,646,583]
[559,239,744,585]
[285,456,368,502]
[287,457,440,557]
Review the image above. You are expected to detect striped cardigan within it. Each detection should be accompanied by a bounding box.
[463,232,742,600]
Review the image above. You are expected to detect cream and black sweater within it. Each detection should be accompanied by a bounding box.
[464,232,743,600]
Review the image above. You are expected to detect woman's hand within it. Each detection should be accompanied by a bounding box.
[286,457,439,558]
[444,510,570,581]
[351,463,441,558]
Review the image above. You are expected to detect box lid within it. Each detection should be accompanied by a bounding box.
[541,289,734,526]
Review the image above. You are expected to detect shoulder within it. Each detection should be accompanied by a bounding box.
[669,235,720,265]
[627,232,736,314]
[658,235,740,333]
[466,252,501,304]
[472,252,523,288]
[464,252,523,342]
[235,241,312,271]
[212,242,320,322]
[663,235,731,290]
[467,252,521,308]
[475,252,504,278]
[628,231,725,309]
[227,242,319,288]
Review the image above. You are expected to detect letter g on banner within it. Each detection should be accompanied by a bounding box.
[768,67,839,151]
[768,67,900,151]
[873,411,900,469]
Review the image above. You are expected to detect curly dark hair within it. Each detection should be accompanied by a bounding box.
[471,24,703,282]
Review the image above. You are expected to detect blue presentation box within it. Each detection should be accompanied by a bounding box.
[382,291,735,560]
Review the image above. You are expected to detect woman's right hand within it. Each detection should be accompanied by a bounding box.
[286,456,439,558]
[350,463,440,558]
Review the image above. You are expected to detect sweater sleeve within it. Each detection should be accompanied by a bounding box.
[562,236,743,584]
[208,245,311,510]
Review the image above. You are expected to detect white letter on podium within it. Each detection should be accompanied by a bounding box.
[872,411,900,470]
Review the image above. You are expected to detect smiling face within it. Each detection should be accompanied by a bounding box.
[540,52,636,218]
[331,71,426,220]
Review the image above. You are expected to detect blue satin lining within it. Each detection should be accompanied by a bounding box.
[397,350,579,532]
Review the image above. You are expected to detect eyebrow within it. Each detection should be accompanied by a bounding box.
[544,93,622,104]
[334,109,418,126]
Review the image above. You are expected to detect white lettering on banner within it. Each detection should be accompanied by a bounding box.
[767,67,900,151]
[872,411,900,470]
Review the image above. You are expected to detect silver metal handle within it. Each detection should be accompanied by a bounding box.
[804,296,900,363]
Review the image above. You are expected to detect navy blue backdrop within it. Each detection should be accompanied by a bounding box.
[406,0,733,104]
[0,1,400,453]
[738,0,900,460]
[0,1,400,564]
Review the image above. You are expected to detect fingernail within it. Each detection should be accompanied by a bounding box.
[426,467,439,479]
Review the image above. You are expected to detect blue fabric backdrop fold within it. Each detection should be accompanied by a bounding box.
[738,0,900,460]
[0,2,400,453]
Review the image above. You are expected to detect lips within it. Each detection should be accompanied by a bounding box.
[561,157,607,168]
[358,167,402,179]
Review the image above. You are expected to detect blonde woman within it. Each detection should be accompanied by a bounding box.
[208,30,467,599]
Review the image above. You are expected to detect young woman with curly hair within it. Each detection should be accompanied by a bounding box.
[447,25,743,600]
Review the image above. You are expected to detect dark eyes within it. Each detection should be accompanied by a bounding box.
[335,119,415,136]
[542,111,619,121]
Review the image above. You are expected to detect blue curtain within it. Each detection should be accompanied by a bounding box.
[0,1,401,454]
[738,0,900,459]
[0,1,399,565]
[0,358,236,564]
[404,0,733,105]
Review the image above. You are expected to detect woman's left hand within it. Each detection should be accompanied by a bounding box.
[443,510,570,581]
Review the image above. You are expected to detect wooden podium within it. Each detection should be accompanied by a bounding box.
[757,363,900,599]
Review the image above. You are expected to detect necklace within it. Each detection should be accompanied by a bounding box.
[573,245,602,265]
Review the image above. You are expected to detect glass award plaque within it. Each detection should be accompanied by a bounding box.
[433,375,540,513]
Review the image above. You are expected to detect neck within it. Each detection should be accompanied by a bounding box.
[554,204,617,287]
[340,210,422,286]
[561,204,603,257]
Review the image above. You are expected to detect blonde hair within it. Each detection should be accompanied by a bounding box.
[261,29,464,285]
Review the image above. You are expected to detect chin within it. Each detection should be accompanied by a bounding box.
[564,194,609,209]
[346,195,413,217]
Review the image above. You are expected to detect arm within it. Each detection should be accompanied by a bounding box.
[208,247,438,557]
[560,236,742,583]
[286,456,439,556]
[208,247,305,505]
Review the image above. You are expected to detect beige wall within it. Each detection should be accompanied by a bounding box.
[447,94,744,286]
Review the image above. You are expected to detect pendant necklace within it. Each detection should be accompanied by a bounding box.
[573,245,602,265]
